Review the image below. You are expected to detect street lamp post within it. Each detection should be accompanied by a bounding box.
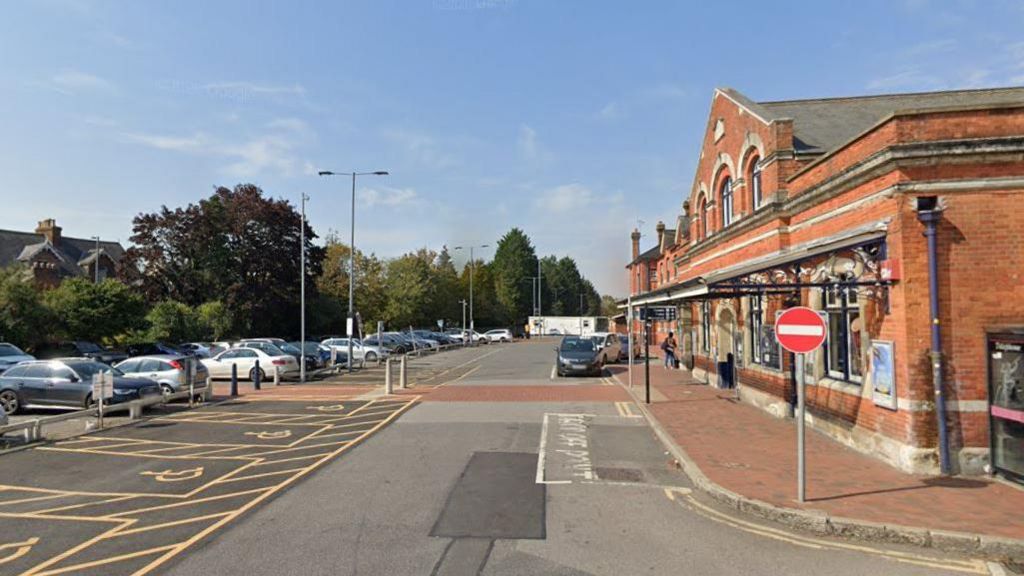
[458,299,468,345]
[453,244,489,333]
[318,170,389,373]
[300,193,309,383]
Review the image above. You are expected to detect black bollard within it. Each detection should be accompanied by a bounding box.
[230,363,238,397]
[253,359,262,390]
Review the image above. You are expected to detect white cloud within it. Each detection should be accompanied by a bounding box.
[203,81,306,97]
[534,183,594,213]
[518,124,538,159]
[597,101,621,120]
[49,70,114,94]
[382,128,460,170]
[121,131,205,151]
[357,186,419,208]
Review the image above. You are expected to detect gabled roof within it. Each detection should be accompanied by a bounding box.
[0,228,124,277]
[627,244,661,267]
[659,228,676,251]
[719,86,1024,154]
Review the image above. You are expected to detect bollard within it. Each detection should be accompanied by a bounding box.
[188,360,195,408]
[384,357,393,394]
[129,401,143,420]
[400,355,408,389]
[230,364,239,397]
[253,360,262,390]
[205,376,213,401]
[274,365,280,386]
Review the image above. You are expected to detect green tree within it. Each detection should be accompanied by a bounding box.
[430,246,461,327]
[0,265,51,349]
[600,294,620,317]
[491,228,538,325]
[317,235,387,333]
[45,278,147,344]
[197,301,234,340]
[147,300,203,342]
[382,250,433,328]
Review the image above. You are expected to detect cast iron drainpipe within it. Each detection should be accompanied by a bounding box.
[917,197,952,475]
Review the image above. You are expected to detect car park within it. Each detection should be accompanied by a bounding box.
[484,328,513,343]
[0,343,34,374]
[588,332,622,364]
[115,355,209,397]
[289,341,333,369]
[126,342,183,358]
[363,334,410,354]
[321,338,388,362]
[179,342,217,358]
[555,336,604,377]
[0,359,161,414]
[406,331,440,349]
[201,346,298,381]
[32,341,128,365]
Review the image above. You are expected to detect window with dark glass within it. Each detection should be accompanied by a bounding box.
[750,156,762,209]
[824,286,863,383]
[721,177,733,227]
[749,294,780,369]
[701,301,711,352]
[700,199,708,238]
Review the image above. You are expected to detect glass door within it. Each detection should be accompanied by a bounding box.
[989,334,1024,481]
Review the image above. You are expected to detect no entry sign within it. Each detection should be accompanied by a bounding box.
[775,307,827,354]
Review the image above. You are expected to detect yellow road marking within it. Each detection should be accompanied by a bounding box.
[107,488,270,518]
[211,467,309,485]
[0,493,67,508]
[103,512,232,538]
[37,446,253,461]
[249,453,333,467]
[139,467,205,483]
[666,491,987,574]
[30,496,137,516]
[0,537,39,566]
[32,543,177,576]
[243,430,292,440]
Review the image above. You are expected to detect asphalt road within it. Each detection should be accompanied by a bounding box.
[146,340,990,576]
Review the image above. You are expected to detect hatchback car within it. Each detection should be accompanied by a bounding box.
[484,329,513,343]
[115,355,209,396]
[0,343,34,374]
[555,336,604,377]
[0,360,161,414]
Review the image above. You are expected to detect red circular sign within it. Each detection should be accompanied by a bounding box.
[774,306,827,354]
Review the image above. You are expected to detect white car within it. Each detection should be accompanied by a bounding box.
[321,338,389,362]
[201,347,298,381]
[483,329,513,343]
[0,343,34,374]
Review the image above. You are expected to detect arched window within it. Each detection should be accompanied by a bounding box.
[720,176,734,227]
[699,197,708,239]
[750,155,762,209]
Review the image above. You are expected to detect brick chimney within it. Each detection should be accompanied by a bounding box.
[631,228,641,260]
[35,219,62,247]
[656,220,666,246]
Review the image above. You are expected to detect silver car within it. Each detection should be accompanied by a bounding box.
[115,355,209,396]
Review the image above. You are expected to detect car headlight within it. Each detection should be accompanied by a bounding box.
[113,388,134,395]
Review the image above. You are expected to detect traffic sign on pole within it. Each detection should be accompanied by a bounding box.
[774,306,827,504]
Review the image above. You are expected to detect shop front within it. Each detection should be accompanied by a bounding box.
[989,332,1024,482]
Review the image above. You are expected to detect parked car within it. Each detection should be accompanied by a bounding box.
[321,338,388,362]
[589,332,622,364]
[428,331,459,345]
[0,343,34,374]
[0,359,161,414]
[403,332,439,350]
[288,341,331,369]
[617,334,640,362]
[126,342,182,358]
[483,329,513,343]
[362,334,409,355]
[33,341,127,365]
[443,329,466,342]
[115,355,209,397]
[237,337,290,349]
[201,347,298,381]
[555,336,604,377]
[179,342,217,358]
[466,330,489,344]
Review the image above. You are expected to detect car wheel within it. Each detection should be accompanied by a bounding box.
[0,389,20,415]
[365,352,377,362]
[83,393,97,409]
[249,367,266,382]
[160,384,174,397]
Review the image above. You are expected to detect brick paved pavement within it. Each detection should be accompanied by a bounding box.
[607,364,1024,541]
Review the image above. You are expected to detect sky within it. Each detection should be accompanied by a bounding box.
[1,0,1022,296]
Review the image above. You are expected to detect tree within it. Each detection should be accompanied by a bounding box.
[430,246,461,327]
[317,235,387,333]
[147,300,203,343]
[382,251,433,328]
[0,265,51,349]
[123,184,323,337]
[491,228,538,325]
[197,301,234,340]
[600,295,620,317]
[45,278,147,344]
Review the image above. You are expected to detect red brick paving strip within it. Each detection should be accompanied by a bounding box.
[211,383,373,399]
[413,385,629,402]
[608,366,1024,540]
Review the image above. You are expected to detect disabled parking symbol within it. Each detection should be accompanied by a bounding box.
[0,537,39,566]
[140,467,205,482]
[244,430,292,440]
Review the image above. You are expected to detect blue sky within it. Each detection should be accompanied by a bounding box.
[1,0,1021,295]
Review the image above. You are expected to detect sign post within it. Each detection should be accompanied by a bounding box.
[644,303,651,404]
[92,372,113,429]
[774,306,827,503]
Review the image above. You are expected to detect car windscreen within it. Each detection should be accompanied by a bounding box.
[77,341,104,353]
[65,361,124,378]
[0,344,24,356]
[560,339,596,352]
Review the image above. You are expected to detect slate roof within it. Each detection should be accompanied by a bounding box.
[0,228,125,277]
[627,244,661,267]
[720,86,1024,154]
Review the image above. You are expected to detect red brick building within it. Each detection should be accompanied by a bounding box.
[0,219,123,288]
[626,86,1024,479]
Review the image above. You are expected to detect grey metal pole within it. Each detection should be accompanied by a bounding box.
[537,257,542,317]
[797,352,806,503]
[920,208,952,475]
[348,172,356,374]
[300,193,307,384]
[628,296,633,389]
[469,246,475,331]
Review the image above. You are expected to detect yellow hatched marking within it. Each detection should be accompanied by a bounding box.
[211,467,309,485]
[0,485,134,499]
[304,430,365,441]
[107,488,270,518]
[243,441,353,457]
[0,493,67,508]
[31,495,137,515]
[173,445,252,458]
[31,543,177,576]
[102,512,232,538]
[0,537,39,567]
[37,446,253,461]
[249,453,333,467]
[130,398,419,576]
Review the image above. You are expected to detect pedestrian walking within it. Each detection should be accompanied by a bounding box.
[661,332,678,369]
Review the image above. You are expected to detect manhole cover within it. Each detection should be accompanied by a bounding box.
[595,467,644,483]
